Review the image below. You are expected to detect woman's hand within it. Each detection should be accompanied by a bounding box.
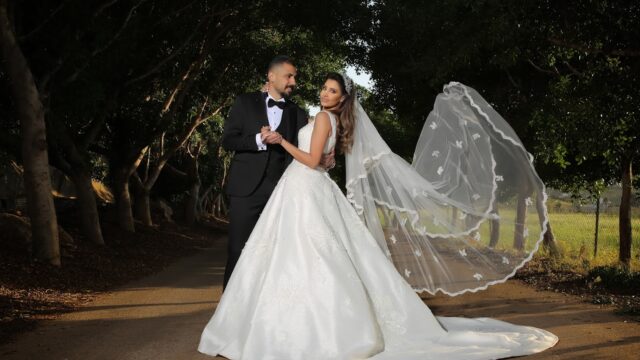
[263,131,283,144]
[320,148,336,170]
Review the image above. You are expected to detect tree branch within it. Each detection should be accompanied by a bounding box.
[131,171,144,189]
[548,37,640,57]
[62,0,149,86]
[143,99,227,191]
[563,61,584,77]
[19,1,66,42]
[200,97,231,123]
[527,59,559,76]
[504,68,520,88]
[155,18,234,132]
[164,162,187,178]
[79,115,107,150]
[123,20,204,87]
[91,0,148,58]
[95,0,123,18]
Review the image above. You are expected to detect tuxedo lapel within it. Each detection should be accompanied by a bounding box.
[281,104,295,143]
[251,92,269,128]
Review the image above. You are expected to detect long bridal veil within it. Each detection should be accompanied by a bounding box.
[346,82,549,296]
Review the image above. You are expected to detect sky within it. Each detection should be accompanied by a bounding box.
[307,65,373,116]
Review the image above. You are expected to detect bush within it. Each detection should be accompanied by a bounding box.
[587,265,640,294]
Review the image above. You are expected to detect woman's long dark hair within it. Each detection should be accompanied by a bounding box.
[324,72,356,153]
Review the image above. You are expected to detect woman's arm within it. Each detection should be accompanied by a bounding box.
[279,111,332,169]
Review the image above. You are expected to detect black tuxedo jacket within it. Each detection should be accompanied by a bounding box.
[222,91,308,197]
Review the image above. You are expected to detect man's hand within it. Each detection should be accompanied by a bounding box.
[263,131,283,144]
[260,126,271,141]
[320,148,336,170]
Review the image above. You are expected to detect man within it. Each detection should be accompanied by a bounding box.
[221,55,333,289]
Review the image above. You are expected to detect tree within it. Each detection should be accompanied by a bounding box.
[103,2,360,229]
[1,0,368,239]
[522,0,640,266]
[354,0,560,254]
[0,0,60,265]
[355,0,639,261]
[0,0,206,239]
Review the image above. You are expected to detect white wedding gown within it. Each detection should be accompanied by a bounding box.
[198,111,558,360]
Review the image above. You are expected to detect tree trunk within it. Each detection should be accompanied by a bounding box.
[536,193,559,257]
[619,158,633,267]
[134,187,153,226]
[113,169,135,232]
[184,181,200,226]
[110,146,148,232]
[213,193,228,220]
[0,1,60,265]
[489,207,500,248]
[184,144,202,226]
[214,158,229,220]
[45,104,111,245]
[514,192,527,251]
[543,222,559,256]
[594,196,600,258]
[70,171,104,245]
[47,138,106,245]
[137,101,221,224]
[198,184,213,215]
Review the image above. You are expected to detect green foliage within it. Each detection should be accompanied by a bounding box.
[354,0,640,196]
[2,0,638,238]
[359,86,411,161]
[0,0,368,205]
[548,211,640,266]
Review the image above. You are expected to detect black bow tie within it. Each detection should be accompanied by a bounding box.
[268,98,286,109]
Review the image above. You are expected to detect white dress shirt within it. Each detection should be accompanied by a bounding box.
[256,94,286,151]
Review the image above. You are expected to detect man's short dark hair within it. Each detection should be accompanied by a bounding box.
[267,55,294,73]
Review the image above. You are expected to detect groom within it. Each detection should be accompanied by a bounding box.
[222,56,332,289]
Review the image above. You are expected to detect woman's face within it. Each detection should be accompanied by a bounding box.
[320,79,344,110]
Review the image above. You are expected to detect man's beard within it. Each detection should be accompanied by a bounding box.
[281,86,295,98]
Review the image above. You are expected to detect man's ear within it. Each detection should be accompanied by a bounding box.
[267,70,275,82]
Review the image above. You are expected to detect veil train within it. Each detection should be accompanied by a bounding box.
[345,82,548,296]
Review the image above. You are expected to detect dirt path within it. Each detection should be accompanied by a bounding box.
[1,235,638,360]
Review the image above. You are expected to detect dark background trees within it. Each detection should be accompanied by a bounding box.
[354,0,639,265]
[1,0,637,267]
[0,0,366,264]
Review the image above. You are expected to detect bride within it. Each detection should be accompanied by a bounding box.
[198,72,558,359]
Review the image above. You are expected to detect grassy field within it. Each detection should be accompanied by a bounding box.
[547,211,640,271]
[379,204,640,273]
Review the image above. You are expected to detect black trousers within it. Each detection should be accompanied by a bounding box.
[223,175,278,289]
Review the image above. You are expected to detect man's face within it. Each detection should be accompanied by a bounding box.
[268,62,297,98]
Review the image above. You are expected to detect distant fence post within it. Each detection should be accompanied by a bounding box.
[594,196,600,257]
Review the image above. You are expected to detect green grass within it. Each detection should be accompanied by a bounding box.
[547,212,640,271]
[378,205,640,272]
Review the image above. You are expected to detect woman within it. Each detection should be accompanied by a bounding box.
[198,73,558,359]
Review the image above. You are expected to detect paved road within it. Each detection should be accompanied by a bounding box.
[1,236,638,359]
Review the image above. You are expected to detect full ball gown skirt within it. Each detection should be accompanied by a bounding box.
[198,114,557,359]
